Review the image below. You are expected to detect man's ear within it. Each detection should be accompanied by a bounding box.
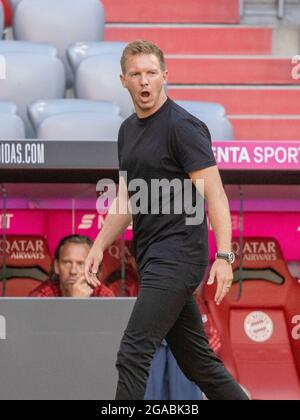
[120,74,127,88]
[54,260,59,275]
[163,69,168,84]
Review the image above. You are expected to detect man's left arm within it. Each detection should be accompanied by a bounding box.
[189,165,233,305]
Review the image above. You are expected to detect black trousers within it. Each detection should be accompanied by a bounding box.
[115,258,248,400]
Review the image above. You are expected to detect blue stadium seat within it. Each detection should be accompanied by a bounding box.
[75,53,134,118]
[13,0,105,87]
[0,48,65,137]
[175,100,234,141]
[28,99,123,141]
[0,100,26,139]
[67,41,127,74]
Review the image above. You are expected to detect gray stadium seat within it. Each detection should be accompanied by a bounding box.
[67,41,127,74]
[13,0,105,87]
[34,113,124,141]
[28,98,121,135]
[0,52,65,137]
[0,100,26,139]
[75,53,134,118]
[0,3,4,39]
[0,100,17,113]
[0,40,57,56]
[175,101,234,141]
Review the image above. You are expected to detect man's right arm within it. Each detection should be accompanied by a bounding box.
[85,176,132,287]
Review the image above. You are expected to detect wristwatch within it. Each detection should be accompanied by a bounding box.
[215,252,235,264]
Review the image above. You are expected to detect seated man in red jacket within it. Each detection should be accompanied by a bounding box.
[29,235,114,298]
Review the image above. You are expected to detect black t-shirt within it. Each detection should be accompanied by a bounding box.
[118,98,217,269]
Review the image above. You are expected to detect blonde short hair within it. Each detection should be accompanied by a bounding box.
[121,40,166,74]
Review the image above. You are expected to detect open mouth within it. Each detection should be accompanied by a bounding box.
[141,91,150,99]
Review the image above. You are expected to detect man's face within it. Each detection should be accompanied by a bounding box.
[54,243,90,296]
[120,53,168,117]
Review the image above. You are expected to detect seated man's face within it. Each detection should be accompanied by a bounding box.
[54,242,90,296]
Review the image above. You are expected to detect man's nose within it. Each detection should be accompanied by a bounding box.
[140,74,149,86]
[70,264,78,274]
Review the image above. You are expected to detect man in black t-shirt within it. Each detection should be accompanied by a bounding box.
[85,41,249,400]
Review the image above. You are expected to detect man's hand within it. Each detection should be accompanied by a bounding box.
[207,259,233,306]
[85,247,104,288]
[71,279,94,298]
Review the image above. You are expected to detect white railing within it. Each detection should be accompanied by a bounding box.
[240,0,286,19]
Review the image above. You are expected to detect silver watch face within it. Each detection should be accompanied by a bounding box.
[216,252,235,264]
[229,252,235,264]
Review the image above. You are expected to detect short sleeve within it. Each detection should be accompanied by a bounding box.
[117,122,125,171]
[171,118,217,173]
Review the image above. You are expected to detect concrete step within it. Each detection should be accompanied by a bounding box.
[169,86,300,115]
[105,25,272,55]
[101,0,240,23]
[165,55,299,84]
[229,115,300,140]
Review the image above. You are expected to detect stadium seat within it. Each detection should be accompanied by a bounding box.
[0,49,65,137]
[75,53,134,118]
[1,0,12,27]
[67,41,127,74]
[28,98,121,134]
[0,99,15,112]
[0,235,52,297]
[27,99,123,141]
[0,100,25,138]
[13,0,105,86]
[203,237,300,400]
[100,240,140,297]
[175,100,234,141]
[0,40,57,55]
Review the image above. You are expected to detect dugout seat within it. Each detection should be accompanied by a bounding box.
[0,235,52,297]
[13,0,105,86]
[202,237,300,400]
[100,240,140,297]
[175,100,234,141]
[28,99,122,140]
[1,0,12,27]
[0,48,65,137]
[0,100,25,138]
